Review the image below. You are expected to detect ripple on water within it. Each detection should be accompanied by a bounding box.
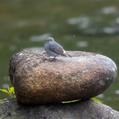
[99,6,118,15]
[30,33,51,42]
[67,6,119,35]
[76,41,88,48]
[114,90,119,95]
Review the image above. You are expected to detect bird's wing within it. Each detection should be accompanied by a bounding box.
[49,42,65,55]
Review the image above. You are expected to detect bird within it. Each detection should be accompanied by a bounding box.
[44,37,68,59]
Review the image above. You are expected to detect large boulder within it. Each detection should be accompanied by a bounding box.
[0,99,119,119]
[9,48,117,104]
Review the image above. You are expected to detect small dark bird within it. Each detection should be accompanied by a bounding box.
[44,37,68,58]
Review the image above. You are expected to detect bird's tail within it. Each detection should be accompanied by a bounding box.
[63,51,72,57]
[66,53,72,57]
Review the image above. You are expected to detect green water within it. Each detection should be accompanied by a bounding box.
[0,0,119,110]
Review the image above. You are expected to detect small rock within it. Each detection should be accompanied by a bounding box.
[9,48,117,104]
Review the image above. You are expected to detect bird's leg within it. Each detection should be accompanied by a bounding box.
[66,53,72,57]
[49,56,57,61]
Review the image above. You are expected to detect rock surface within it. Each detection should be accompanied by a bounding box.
[9,48,117,104]
[0,99,119,119]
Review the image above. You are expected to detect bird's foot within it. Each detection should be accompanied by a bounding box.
[67,54,72,57]
[48,56,57,61]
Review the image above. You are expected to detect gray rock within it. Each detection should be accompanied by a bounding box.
[0,99,119,119]
[9,48,117,105]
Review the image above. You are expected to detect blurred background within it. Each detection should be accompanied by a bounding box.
[0,0,119,110]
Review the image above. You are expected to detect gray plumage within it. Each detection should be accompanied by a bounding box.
[44,37,67,57]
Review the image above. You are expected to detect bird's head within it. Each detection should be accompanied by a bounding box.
[46,37,55,42]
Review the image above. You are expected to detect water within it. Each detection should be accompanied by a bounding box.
[0,0,119,110]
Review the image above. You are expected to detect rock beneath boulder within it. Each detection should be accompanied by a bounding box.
[0,99,119,119]
[9,48,117,104]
